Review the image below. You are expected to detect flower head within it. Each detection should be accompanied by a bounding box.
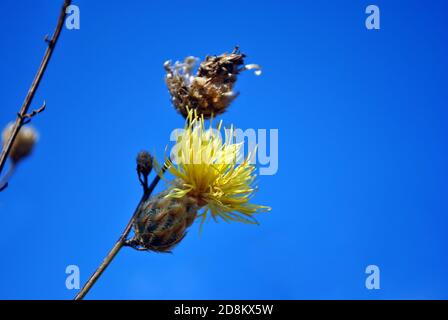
[130,189,199,252]
[160,110,270,229]
[164,47,261,119]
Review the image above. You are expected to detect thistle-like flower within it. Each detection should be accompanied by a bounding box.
[164,47,261,119]
[164,110,270,227]
[2,123,38,164]
[130,110,270,252]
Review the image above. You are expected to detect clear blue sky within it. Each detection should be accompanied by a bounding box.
[1,0,448,299]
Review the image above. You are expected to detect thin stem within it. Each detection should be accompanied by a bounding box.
[73,193,146,301]
[74,164,168,300]
[0,164,16,191]
[0,0,72,183]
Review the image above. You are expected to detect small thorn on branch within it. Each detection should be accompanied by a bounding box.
[19,101,46,124]
[44,34,54,47]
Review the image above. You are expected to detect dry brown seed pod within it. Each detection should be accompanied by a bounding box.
[2,123,38,164]
[164,47,260,119]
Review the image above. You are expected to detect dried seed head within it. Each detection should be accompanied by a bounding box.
[2,123,38,164]
[136,151,153,177]
[164,47,261,119]
[130,187,200,253]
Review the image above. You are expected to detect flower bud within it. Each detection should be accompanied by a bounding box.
[130,189,199,252]
[2,123,38,164]
[136,151,153,177]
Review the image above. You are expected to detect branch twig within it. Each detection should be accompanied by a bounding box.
[0,0,71,186]
[74,163,168,300]
[21,101,47,125]
[0,164,15,191]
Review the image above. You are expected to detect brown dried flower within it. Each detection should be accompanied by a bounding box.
[164,47,261,119]
[2,123,38,164]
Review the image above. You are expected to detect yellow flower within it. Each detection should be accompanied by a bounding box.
[159,110,270,230]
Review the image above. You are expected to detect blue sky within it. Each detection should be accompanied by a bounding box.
[1,0,448,299]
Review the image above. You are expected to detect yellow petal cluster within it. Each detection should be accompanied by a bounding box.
[162,110,270,228]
